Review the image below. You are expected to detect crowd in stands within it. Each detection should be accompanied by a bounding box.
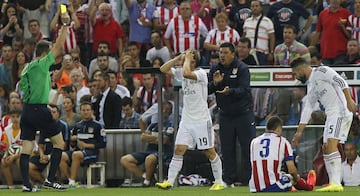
[0,0,360,189]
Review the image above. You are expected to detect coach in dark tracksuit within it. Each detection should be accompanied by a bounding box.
[208,42,256,186]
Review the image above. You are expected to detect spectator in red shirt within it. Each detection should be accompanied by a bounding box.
[89,2,124,58]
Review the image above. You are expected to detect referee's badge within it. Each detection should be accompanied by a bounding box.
[88,127,94,133]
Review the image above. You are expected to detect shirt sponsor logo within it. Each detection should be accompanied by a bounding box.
[273,72,294,81]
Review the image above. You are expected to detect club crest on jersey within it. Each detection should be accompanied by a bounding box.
[231,68,238,78]
[88,127,94,133]
[100,129,106,136]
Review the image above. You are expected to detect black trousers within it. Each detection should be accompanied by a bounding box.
[219,110,256,185]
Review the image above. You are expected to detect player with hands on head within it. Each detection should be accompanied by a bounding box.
[156,49,225,191]
[290,57,357,192]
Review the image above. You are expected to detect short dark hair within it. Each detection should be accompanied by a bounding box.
[122,96,133,107]
[128,41,138,48]
[35,40,51,57]
[28,19,40,26]
[98,41,110,48]
[283,24,298,34]
[266,116,283,131]
[239,37,252,49]
[97,51,109,59]
[220,42,236,53]
[290,58,308,69]
[151,30,162,38]
[98,71,110,82]
[106,70,117,76]
[48,103,61,116]
[80,101,93,110]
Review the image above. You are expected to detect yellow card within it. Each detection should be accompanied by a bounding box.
[60,4,67,14]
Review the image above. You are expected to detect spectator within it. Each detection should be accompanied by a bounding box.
[70,48,89,82]
[11,36,23,54]
[243,0,275,65]
[208,42,256,186]
[87,78,100,104]
[1,109,22,189]
[22,38,36,61]
[60,102,106,188]
[0,45,14,87]
[267,0,313,46]
[125,0,156,59]
[134,73,158,113]
[291,57,356,192]
[29,104,70,184]
[345,39,360,64]
[310,0,351,65]
[89,41,119,77]
[204,13,240,55]
[274,25,311,65]
[341,142,360,186]
[0,84,9,118]
[310,49,322,66]
[127,41,151,68]
[164,0,208,56]
[346,0,360,42]
[249,116,316,192]
[120,101,173,187]
[69,68,90,112]
[228,0,252,36]
[347,115,360,155]
[50,3,80,54]
[12,51,29,91]
[89,2,125,57]
[119,97,140,129]
[1,96,22,129]
[146,30,171,64]
[60,96,81,130]
[27,19,47,42]
[152,0,179,34]
[236,37,257,65]
[93,71,122,128]
[107,70,130,99]
[54,54,76,89]
[0,3,24,46]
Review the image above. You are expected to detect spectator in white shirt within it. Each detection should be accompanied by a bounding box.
[342,142,360,186]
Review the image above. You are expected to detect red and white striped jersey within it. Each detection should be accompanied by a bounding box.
[249,132,293,192]
[54,22,77,54]
[204,26,240,47]
[153,5,180,27]
[347,14,360,43]
[164,15,208,54]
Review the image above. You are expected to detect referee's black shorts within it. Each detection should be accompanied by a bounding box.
[20,104,61,141]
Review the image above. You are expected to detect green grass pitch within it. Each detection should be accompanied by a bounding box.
[1,186,360,196]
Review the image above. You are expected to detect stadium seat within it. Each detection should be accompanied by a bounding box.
[86,162,106,188]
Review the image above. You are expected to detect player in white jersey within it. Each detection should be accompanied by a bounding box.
[290,58,357,192]
[156,49,224,190]
[249,116,316,192]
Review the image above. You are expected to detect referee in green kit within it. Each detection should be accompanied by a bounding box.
[19,12,70,192]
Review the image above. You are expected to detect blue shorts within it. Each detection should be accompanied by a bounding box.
[30,155,49,172]
[21,104,60,141]
[65,149,98,165]
[132,150,172,165]
[260,174,292,192]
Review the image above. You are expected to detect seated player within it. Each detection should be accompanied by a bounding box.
[249,116,316,192]
[59,102,106,188]
[120,101,174,187]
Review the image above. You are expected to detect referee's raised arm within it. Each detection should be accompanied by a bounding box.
[51,13,70,58]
